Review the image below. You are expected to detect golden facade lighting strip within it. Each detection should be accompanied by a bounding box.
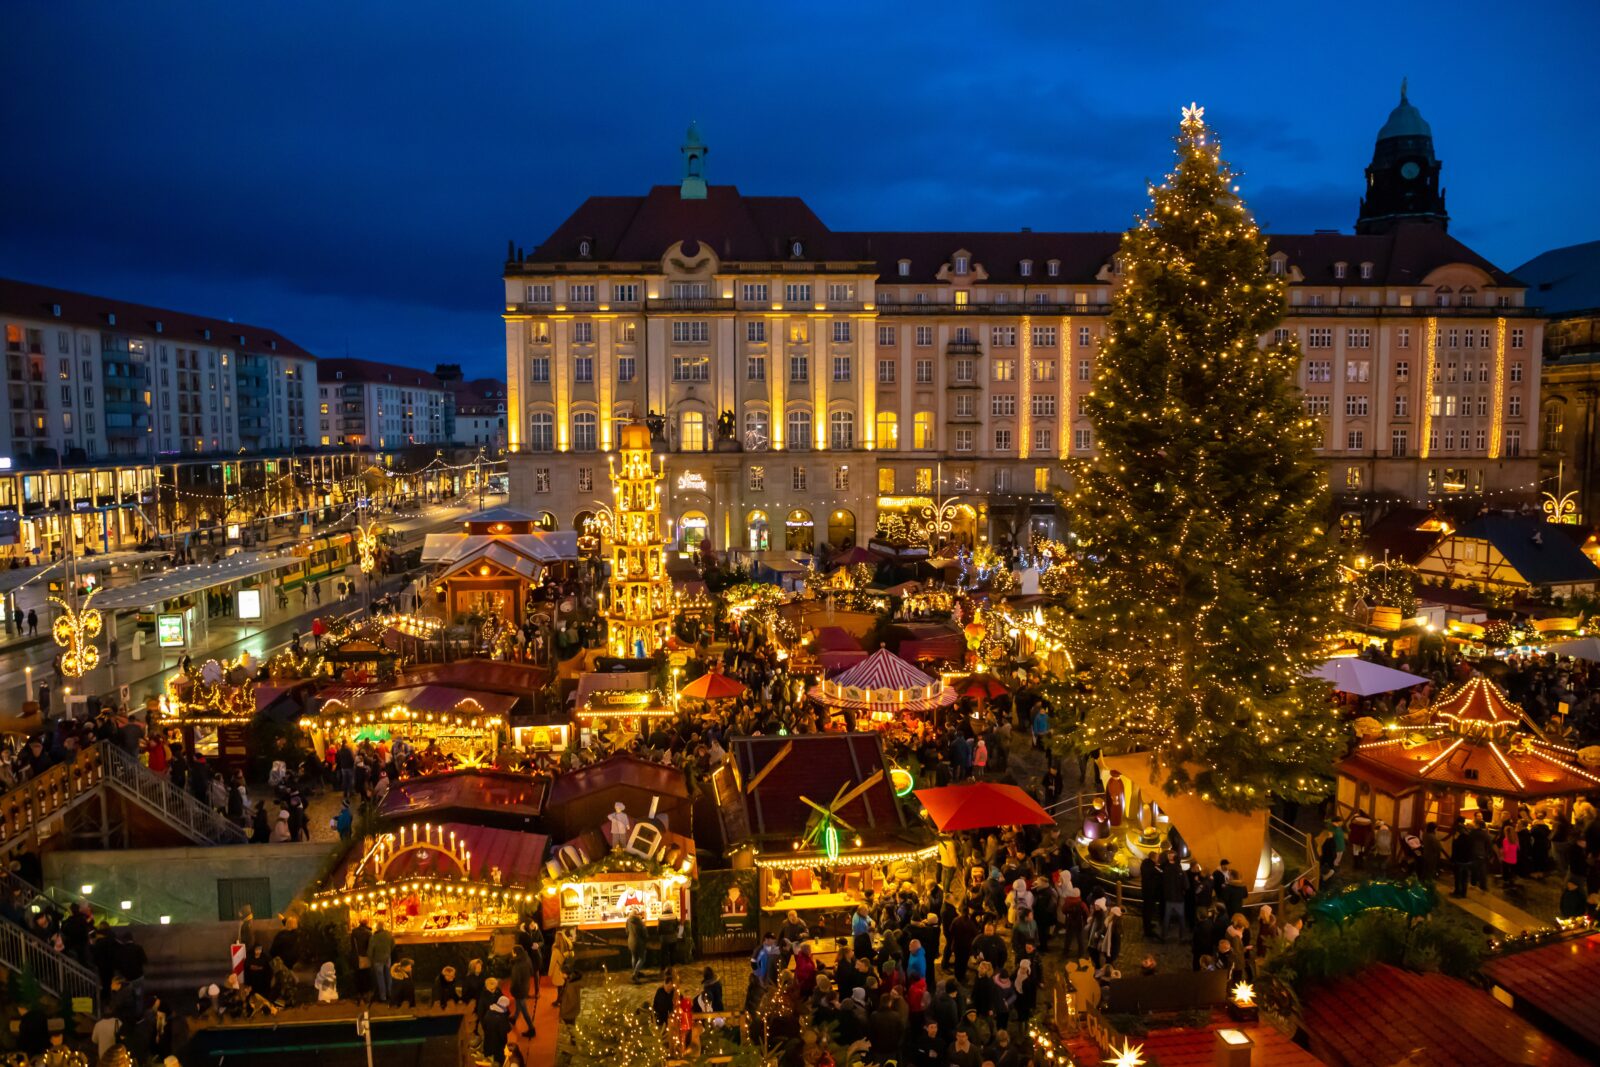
[1059,316,1072,459]
[1488,317,1507,459]
[1418,316,1440,459]
[1019,315,1033,459]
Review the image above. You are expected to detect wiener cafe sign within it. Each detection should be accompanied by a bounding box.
[556,876,683,927]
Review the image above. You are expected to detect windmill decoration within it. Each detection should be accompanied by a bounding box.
[798,771,882,863]
[51,585,103,678]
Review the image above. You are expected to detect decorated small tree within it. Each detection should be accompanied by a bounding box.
[572,979,668,1067]
[1055,104,1344,811]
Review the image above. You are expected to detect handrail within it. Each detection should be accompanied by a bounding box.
[99,742,246,845]
[0,747,108,850]
[0,874,100,1011]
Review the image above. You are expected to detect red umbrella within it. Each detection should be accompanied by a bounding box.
[914,783,1054,832]
[679,671,748,701]
[958,674,1009,700]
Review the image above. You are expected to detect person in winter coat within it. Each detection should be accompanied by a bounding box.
[547,929,573,1004]
[432,965,461,1007]
[693,966,724,1012]
[480,996,513,1063]
[626,909,649,981]
[1501,823,1521,887]
[388,958,416,1008]
[314,962,339,1002]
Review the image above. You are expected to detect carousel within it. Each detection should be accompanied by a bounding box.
[1337,675,1600,834]
[808,646,957,736]
[157,656,260,775]
[310,819,547,944]
[299,688,509,768]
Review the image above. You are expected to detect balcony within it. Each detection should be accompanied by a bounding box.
[236,375,269,398]
[880,300,1114,316]
[946,341,982,356]
[646,297,735,312]
[102,365,147,388]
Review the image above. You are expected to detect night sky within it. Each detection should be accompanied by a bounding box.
[3,2,1595,380]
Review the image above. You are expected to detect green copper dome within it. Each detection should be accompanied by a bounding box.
[1377,79,1432,141]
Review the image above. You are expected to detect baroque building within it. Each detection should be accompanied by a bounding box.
[504,97,1542,557]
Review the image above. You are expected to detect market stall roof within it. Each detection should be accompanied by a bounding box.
[1341,734,1600,799]
[723,733,910,844]
[421,530,578,566]
[0,550,170,595]
[436,542,541,581]
[1302,962,1588,1067]
[87,551,304,610]
[572,671,652,706]
[1309,657,1428,696]
[810,646,959,714]
[831,546,887,567]
[548,752,691,808]
[812,626,862,653]
[833,647,937,690]
[914,783,1053,832]
[326,820,548,892]
[1481,931,1600,1057]
[333,685,518,721]
[378,769,547,822]
[1545,636,1600,663]
[1431,675,1539,733]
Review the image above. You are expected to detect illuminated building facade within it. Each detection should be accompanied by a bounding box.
[505,100,1542,554]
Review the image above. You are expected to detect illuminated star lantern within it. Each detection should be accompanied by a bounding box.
[356,521,381,574]
[51,586,103,678]
[1232,980,1255,1006]
[1111,1039,1146,1067]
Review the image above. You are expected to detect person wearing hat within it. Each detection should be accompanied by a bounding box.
[480,995,513,1064]
[693,965,723,1013]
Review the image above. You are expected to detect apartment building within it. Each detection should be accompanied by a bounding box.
[503,99,1542,556]
[452,378,508,454]
[316,358,450,448]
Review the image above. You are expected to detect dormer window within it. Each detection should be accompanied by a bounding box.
[578,239,591,257]
[1113,256,1126,275]
[154,321,163,333]
[1019,259,1032,277]
[1334,262,1347,280]
[1359,262,1373,280]
[954,255,969,275]
[1047,260,1060,277]
[236,334,246,345]
[270,340,278,351]
[202,328,211,340]
[898,260,910,277]
[50,304,60,317]
[106,312,117,326]
[791,240,804,258]
[335,371,344,381]
[1269,257,1285,275]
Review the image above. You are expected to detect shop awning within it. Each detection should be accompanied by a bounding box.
[914,783,1054,832]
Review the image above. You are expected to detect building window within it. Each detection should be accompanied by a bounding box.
[876,411,899,449]
[948,359,970,383]
[1033,428,1052,453]
[1509,394,1522,417]
[828,284,854,302]
[954,428,974,452]
[742,283,769,302]
[1474,428,1487,450]
[1506,429,1522,456]
[993,360,1016,382]
[1032,360,1055,382]
[744,410,770,450]
[1031,395,1056,417]
[954,255,969,274]
[749,465,765,491]
[791,466,807,492]
[1345,395,1369,417]
[994,428,1012,451]
[1019,259,1032,277]
[898,260,910,277]
[1307,328,1332,349]
[679,411,706,451]
[992,394,1016,417]
[1347,430,1364,451]
[1345,466,1361,489]
[829,410,854,450]
[574,356,593,383]
[877,359,896,383]
[571,412,597,452]
[1391,429,1408,457]
[747,321,767,343]
[915,326,933,347]
[672,321,709,343]
[832,355,851,382]
[834,465,849,490]
[879,467,895,493]
[673,355,709,381]
[1048,260,1060,277]
[788,409,812,450]
[914,411,934,449]
[535,468,550,493]
[529,412,553,451]
[790,354,808,383]
[1031,325,1057,347]
[526,284,552,303]
[877,325,896,345]
[955,394,975,418]
[1394,360,1408,382]
[577,468,593,492]
[1510,328,1525,349]
[617,355,635,381]
[1077,359,1091,382]
[1394,393,1408,417]
[1074,429,1092,452]
[915,360,933,384]
[748,353,766,381]
[1306,361,1332,383]
[914,467,933,492]
[784,283,812,303]
[992,326,1016,347]
[831,321,852,343]
[1347,328,1371,349]
[1510,362,1523,383]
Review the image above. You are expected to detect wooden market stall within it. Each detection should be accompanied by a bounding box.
[1337,674,1600,834]
[157,656,261,775]
[711,733,936,943]
[300,686,510,769]
[572,670,673,749]
[310,819,547,945]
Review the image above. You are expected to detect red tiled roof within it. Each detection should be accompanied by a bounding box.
[1303,963,1588,1067]
[319,356,444,389]
[1064,1014,1325,1066]
[546,753,690,806]
[0,277,317,358]
[402,660,549,698]
[1481,933,1600,1056]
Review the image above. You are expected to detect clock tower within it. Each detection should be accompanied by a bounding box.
[1355,80,1449,235]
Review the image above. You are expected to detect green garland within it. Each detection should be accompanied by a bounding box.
[559,847,683,884]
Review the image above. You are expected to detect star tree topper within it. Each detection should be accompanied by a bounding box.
[1180,101,1205,128]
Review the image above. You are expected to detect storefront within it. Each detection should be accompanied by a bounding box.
[746,510,771,552]
[572,671,674,749]
[300,688,510,768]
[785,509,814,553]
[826,509,857,550]
[679,509,710,556]
[158,657,259,775]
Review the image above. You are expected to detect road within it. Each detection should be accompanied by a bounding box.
[0,496,499,718]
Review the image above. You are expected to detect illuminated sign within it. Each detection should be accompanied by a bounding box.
[676,471,708,492]
[157,613,186,649]
[237,589,262,621]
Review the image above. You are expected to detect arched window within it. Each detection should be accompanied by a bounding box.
[913,410,934,450]
[744,410,770,451]
[829,410,854,450]
[572,412,597,452]
[679,410,706,452]
[787,409,812,451]
[785,509,814,552]
[529,411,553,452]
[876,411,899,450]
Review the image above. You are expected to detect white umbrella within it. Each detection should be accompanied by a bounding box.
[1310,658,1428,696]
[1544,637,1600,663]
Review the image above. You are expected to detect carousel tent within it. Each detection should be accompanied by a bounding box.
[809,646,958,716]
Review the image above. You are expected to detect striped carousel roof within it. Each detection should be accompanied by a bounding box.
[831,647,936,690]
[1431,676,1538,733]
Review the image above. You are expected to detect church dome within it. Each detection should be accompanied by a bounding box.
[1377,80,1432,141]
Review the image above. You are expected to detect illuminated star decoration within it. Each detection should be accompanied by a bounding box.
[1232,980,1255,1005]
[1180,101,1205,128]
[51,586,103,677]
[1111,1039,1146,1067]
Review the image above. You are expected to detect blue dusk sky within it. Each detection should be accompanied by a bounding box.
[1,1,1595,378]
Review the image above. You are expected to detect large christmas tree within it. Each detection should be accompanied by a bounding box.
[1059,103,1343,811]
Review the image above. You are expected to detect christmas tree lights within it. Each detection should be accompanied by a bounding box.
[1053,102,1345,811]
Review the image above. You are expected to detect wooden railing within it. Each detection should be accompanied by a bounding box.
[0,746,108,852]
